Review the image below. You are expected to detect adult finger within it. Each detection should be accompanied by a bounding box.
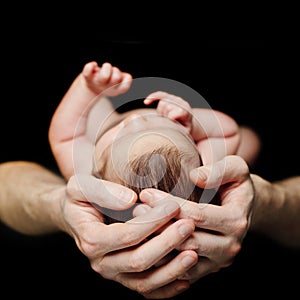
[118,250,197,297]
[177,230,241,265]
[177,256,220,282]
[132,203,151,217]
[92,201,182,255]
[67,174,137,209]
[97,218,195,275]
[139,189,220,228]
[139,189,247,234]
[189,155,250,189]
[141,280,190,299]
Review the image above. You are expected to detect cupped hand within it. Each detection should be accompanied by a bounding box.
[61,174,199,299]
[138,155,254,283]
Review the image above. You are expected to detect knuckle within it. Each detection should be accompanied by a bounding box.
[119,229,142,247]
[135,281,153,294]
[228,241,242,257]
[190,209,206,226]
[229,156,249,176]
[128,251,149,272]
[179,237,199,252]
[91,260,116,281]
[90,260,105,276]
[197,242,210,255]
[222,237,242,262]
[233,216,249,238]
[79,240,96,257]
[77,232,99,257]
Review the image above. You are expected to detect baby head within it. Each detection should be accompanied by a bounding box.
[93,113,202,223]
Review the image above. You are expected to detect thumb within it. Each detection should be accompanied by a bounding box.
[189,155,250,189]
[67,174,137,209]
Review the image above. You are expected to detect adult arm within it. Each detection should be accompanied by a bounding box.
[0,161,66,234]
[250,174,300,247]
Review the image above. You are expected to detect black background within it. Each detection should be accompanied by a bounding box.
[1,31,299,298]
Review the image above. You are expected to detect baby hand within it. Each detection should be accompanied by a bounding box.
[82,61,132,96]
[144,91,193,132]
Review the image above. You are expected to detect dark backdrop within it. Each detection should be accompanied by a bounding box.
[1,34,298,299]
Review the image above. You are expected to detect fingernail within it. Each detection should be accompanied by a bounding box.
[140,190,152,201]
[182,255,196,267]
[117,188,136,204]
[179,224,193,237]
[141,189,166,202]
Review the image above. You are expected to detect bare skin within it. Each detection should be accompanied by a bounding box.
[0,161,197,297]
[49,61,260,179]
[48,60,262,298]
[1,156,300,299]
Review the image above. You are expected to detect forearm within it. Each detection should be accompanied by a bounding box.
[250,174,300,248]
[0,161,66,235]
[49,74,97,142]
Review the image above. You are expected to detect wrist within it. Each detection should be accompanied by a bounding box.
[39,185,69,234]
[249,174,270,231]
[249,174,284,233]
[0,161,68,235]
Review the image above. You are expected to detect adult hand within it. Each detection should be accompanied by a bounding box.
[138,155,254,283]
[60,174,198,299]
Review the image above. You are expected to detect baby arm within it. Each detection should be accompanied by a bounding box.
[192,108,241,165]
[192,109,261,166]
[143,91,256,166]
[49,61,132,179]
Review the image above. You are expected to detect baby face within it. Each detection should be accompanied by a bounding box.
[93,113,200,180]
